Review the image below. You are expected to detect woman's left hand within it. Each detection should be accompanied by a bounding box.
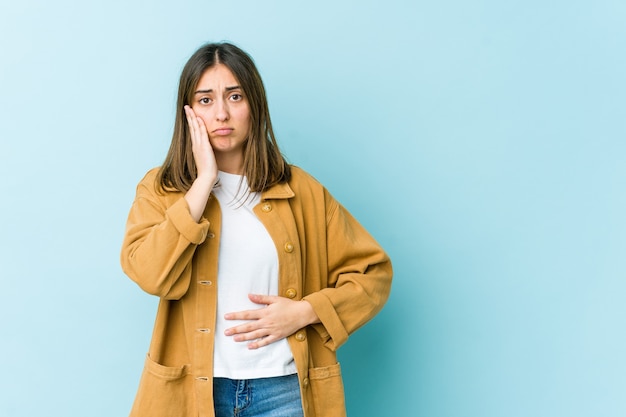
[224,294,320,349]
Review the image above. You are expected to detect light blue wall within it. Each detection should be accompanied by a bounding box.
[1,1,625,416]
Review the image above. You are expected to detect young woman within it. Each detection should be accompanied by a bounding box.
[121,42,392,417]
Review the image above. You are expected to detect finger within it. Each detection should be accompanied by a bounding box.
[185,106,204,141]
[248,294,279,305]
[184,106,199,140]
[184,105,195,125]
[196,113,208,138]
[224,320,259,336]
[231,328,268,343]
[247,335,279,350]
[224,308,264,322]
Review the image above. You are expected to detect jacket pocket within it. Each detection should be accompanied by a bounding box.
[309,363,347,417]
[129,354,196,417]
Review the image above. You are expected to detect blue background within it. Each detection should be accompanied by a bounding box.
[1,1,625,416]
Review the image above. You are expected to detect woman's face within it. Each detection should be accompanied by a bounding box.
[190,64,251,164]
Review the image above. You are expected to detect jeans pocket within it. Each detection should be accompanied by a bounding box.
[129,354,195,417]
[308,363,346,416]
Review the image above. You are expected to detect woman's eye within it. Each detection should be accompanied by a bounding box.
[230,94,243,101]
[199,97,211,104]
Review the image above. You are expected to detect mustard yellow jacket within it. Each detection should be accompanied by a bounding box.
[121,166,392,417]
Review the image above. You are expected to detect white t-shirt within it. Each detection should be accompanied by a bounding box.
[212,171,296,379]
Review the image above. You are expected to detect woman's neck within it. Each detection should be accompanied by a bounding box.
[215,152,244,175]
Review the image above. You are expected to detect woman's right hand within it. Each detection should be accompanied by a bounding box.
[183,105,218,222]
[184,105,218,182]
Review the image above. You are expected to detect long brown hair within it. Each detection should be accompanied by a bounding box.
[157,42,291,193]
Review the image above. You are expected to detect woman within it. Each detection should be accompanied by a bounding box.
[121,42,392,417]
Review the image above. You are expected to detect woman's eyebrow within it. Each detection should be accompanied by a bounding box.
[194,85,241,95]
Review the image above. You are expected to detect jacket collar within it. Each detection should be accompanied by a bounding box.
[261,181,295,200]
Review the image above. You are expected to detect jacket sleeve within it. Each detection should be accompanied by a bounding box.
[303,189,393,351]
[120,173,210,299]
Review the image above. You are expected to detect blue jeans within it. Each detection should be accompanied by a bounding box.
[213,374,304,417]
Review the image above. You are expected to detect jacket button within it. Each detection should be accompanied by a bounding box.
[261,202,272,212]
[284,242,294,253]
[302,378,310,388]
[198,280,213,286]
[295,331,306,342]
[207,232,215,239]
[285,288,297,299]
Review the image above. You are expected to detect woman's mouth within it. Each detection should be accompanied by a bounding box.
[212,127,233,136]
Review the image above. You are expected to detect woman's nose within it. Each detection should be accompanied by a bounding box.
[215,100,229,121]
